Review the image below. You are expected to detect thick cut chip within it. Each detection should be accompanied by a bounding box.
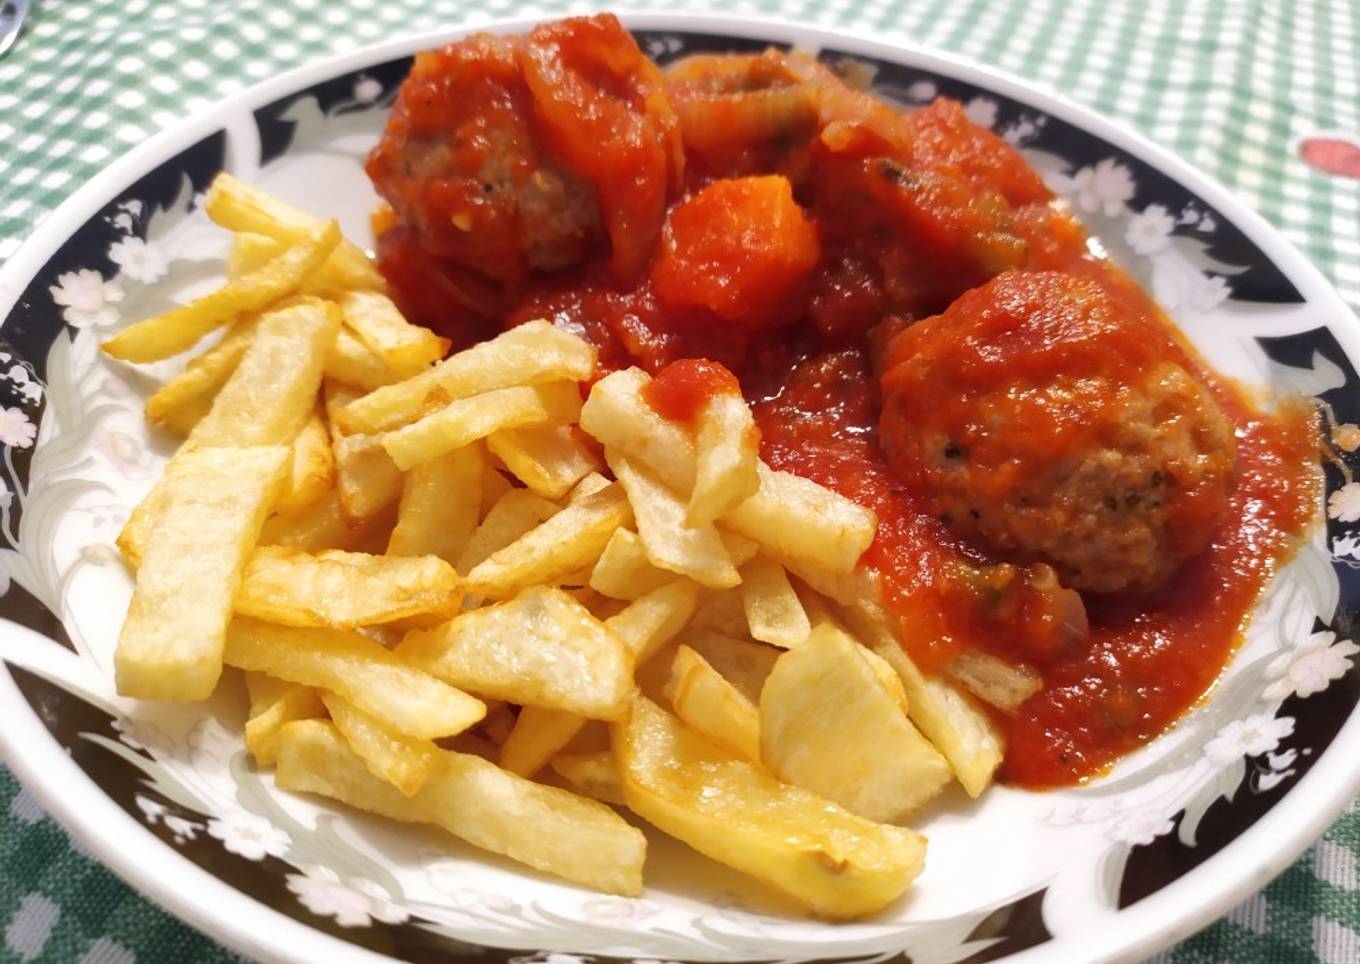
[946,650,1042,713]
[567,471,612,504]
[550,751,626,805]
[321,691,439,796]
[614,698,925,918]
[388,445,483,563]
[839,598,1003,798]
[723,463,876,576]
[337,321,596,435]
[337,289,447,372]
[236,546,459,628]
[259,489,397,554]
[333,431,404,520]
[681,629,781,704]
[688,392,760,526]
[382,381,582,471]
[580,368,696,493]
[487,425,601,500]
[398,586,633,720]
[690,588,750,638]
[462,483,631,598]
[244,673,325,767]
[144,317,258,436]
[721,531,760,567]
[102,223,340,363]
[275,720,644,895]
[275,406,335,516]
[326,328,413,391]
[738,555,811,648]
[610,453,738,589]
[666,645,761,762]
[498,580,700,777]
[457,489,560,576]
[589,528,674,601]
[759,624,951,822]
[228,231,363,294]
[223,617,484,739]
[205,173,384,291]
[115,446,289,700]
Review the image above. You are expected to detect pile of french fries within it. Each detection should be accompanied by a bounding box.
[103,173,1010,920]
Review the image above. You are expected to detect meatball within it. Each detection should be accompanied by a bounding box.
[879,270,1237,595]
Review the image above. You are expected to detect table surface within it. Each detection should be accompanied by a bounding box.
[1,1,1358,962]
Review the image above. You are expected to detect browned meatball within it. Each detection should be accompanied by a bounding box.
[879,270,1238,595]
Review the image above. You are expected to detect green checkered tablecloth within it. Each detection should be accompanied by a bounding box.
[1,1,1358,962]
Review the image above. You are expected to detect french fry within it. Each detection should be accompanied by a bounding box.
[614,697,925,918]
[321,691,439,796]
[235,546,459,628]
[205,173,384,291]
[487,424,601,500]
[223,617,484,739]
[498,579,700,777]
[144,317,258,436]
[102,223,340,363]
[666,645,761,762]
[275,720,645,895]
[398,586,633,719]
[721,531,760,567]
[681,629,781,703]
[760,624,951,822]
[580,368,695,493]
[227,231,361,294]
[687,392,759,526]
[337,289,447,372]
[457,489,560,576]
[589,528,674,601]
[336,320,596,435]
[690,588,750,638]
[567,470,612,504]
[382,381,582,471]
[244,673,325,767]
[333,431,404,520]
[839,598,1003,797]
[550,751,626,805]
[274,406,335,516]
[481,464,515,515]
[722,463,876,576]
[115,446,290,700]
[259,489,398,554]
[610,453,739,589]
[946,650,1042,713]
[462,483,632,598]
[739,555,811,648]
[388,445,483,563]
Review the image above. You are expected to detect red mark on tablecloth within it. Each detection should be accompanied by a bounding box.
[1299,135,1360,179]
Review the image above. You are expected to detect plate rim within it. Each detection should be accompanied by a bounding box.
[1,10,1357,964]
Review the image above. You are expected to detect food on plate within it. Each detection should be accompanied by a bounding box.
[102,11,1321,919]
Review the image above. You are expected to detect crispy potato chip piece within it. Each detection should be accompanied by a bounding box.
[581,368,696,493]
[946,650,1042,713]
[614,698,925,918]
[681,629,780,704]
[325,327,416,391]
[839,598,1003,798]
[115,446,290,700]
[337,320,596,435]
[102,223,340,363]
[739,555,811,648]
[277,720,645,895]
[337,289,447,373]
[760,624,950,822]
[382,381,582,471]
[550,751,625,805]
[321,691,439,796]
[462,483,631,598]
[610,453,738,589]
[589,528,674,601]
[388,445,483,564]
[487,425,601,500]
[498,580,700,777]
[144,317,258,436]
[236,546,459,628]
[723,463,876,576]
[259,490,397,554]
[274,406,335,516]
[223,617,484,739]
[244,675,325,767]
[398,586,633,719]
[666,645,761,762]
[457,488,560,577]
[206,173,384,291]
[688,392,759,526]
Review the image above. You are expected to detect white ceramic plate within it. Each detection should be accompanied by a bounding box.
[2,13,1358,964]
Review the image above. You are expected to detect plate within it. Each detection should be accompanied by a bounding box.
[1,13,1358,964]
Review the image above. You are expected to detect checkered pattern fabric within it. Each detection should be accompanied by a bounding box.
[0,1,1357,961]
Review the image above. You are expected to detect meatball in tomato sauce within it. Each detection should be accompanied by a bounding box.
[879,270,1238,595]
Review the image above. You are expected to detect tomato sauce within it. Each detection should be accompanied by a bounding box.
[369,15,1323,789]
